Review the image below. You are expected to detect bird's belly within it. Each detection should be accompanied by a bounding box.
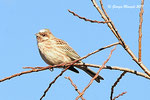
[39,49,71,65]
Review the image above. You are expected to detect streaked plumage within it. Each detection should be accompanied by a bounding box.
[36,29,104,83]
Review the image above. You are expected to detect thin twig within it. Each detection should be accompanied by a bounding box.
[23,67,44,69]
[91,0,119,39]
[76,46,116,100]
[65,77,85,100]
[1,57,150,83]
[113,91,127,100]
[1,59,150,83]
[110,71,127,100]
[40,64,72,100]
[22,63,150,80]
[91,0,150,76]
[68,9,109,24]
[0,68,47,82]
[23,63,150,80]
[99,0,109,20]
[0,42,119,83]
[138,0,144,62]
[74,63,150,80]
[40,43,119,100]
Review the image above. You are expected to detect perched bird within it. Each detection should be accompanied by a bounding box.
[36,29,104,83]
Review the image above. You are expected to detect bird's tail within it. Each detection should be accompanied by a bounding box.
[77,66,104,83]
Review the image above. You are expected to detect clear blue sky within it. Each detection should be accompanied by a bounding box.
[0,0,150,100]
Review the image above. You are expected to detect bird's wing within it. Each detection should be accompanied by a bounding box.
[54,38,81,60]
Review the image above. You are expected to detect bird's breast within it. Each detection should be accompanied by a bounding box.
[38,43,71,65]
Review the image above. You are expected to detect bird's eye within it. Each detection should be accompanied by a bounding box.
[42,34,46,37]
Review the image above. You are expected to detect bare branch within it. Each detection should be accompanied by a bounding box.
[39,42,119,100]
[110,71,127,100]
[99,0,109,20]
[23,63,150,80]
[91,0,150,76]
[0,42,119,83]
[40,64,72,100]
[74,63,150,80]
[113,92,127,100]
[76,46,116,100]
[68,9,110,24]
[138,0,144,62]
[1,58,149,84]
[65,77,85,100]
[0,67,49,82]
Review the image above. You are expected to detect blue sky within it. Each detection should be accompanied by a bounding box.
[0,0,150,100]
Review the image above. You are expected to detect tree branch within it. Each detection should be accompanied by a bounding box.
[91,0,150,76]
[68,9,109,24]
[40,63,74,100]
[0,42,119,83]
[39,42,119,100]
[138,0,144,62]
[76,46,116,100]
[65,77,85,100]
[110,71,127,100]
[113,92,127,100]
[74,63,150,80]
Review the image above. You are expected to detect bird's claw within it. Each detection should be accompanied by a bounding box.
[49,67,54,72]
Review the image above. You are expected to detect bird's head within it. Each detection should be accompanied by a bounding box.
[36,29,54,42]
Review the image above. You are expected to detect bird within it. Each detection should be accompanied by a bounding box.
[36,29,104,83]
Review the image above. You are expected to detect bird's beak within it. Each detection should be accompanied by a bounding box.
[35,33,39,37]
